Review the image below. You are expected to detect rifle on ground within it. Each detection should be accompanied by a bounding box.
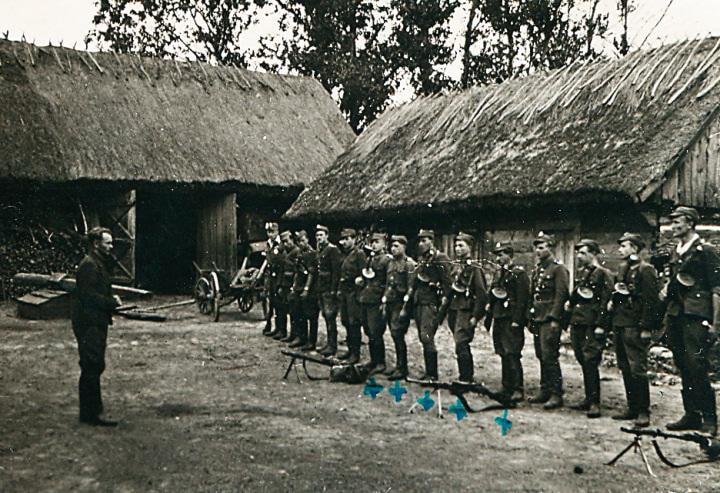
[406,377,513,412]
[281,349,337,381]
[619,427,720,467]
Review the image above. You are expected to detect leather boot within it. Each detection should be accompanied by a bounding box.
[423,351,438,380]
[612,408,638,421]
[543,394,563,410]
[634,412,650,428]
[288,337,304,348]
[528,391,550,404]
[586,403,601,419]
[319,329,337,357]
[666,413,702,431]
[345,347,360,365]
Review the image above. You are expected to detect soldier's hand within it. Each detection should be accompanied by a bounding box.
[640,329,652,343]
[511,322,520,329]
[469,317,477,328]
[550,320,560,330]
[113,295,122,307]
[300,289,308,299]
[355,276,364,287]
[564,300,571,312]
[607,300,614,312]
[380,303,387,318]
[594,327,605,339]
[403,294,410,303]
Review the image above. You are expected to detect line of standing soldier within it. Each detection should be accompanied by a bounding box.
[260,205,719,435]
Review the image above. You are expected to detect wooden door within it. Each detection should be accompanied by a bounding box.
[196,193,237,274]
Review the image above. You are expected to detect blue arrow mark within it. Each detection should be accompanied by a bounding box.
[363,377,384,399]
[417,390,435,411]
[494,409,512,436]
[388,380,408,403]
[449,398,468,421]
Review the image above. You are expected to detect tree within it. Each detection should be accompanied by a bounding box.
[614,0,634,55]
[258,0,397,133]
[388,0,459,96]
[87,0,266,65]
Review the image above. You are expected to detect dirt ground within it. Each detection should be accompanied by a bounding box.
[1,297,719,492]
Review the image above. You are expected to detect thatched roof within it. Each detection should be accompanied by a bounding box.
[287,37,720,221]
[0,40,354,188]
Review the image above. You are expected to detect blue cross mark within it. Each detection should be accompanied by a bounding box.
[449,398,468,421]
[494,409,513,436]
[363,377,384,399]
[388,380,408,403]
[417,390,435,411]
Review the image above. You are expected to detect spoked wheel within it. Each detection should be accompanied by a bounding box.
[194,276,215,315]
[237,292,254,313]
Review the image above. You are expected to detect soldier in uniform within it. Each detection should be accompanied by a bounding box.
[485,241,530,402]
[528,232,570,410]
[663,206,720,435]
[410,229,451,381]
[610,233,659,428]
[357,232,392,375]
[289,230,319,350]
[566,239,613,418]
[279,231,302,343]
[264,222,288,339]
[337,228,366,363]
[315,225,343,356]
[445,232,487,384]
[381,235,416,380]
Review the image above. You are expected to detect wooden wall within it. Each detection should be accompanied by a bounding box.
[661,114,720,208]
[196,193,237,274]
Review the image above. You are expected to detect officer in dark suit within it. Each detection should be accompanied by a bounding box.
[263,222,284,337]
[610,233,659,428]
[664,206,720,435]
[266,230,293,340]
[485,241,530,402]
[315,225,343,356]
[72,227,121,427]
[357,232,392,375]
[290,230,319,350]
[566,239,613,418]
[528,232,570,410]
[445,232,487,384]
[279,231,302,344]
[337,228,366,363]
[381,235,416,380]
[410,229,451,381]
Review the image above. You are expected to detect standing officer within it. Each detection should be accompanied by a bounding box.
[485,241,530,402]
[663,206,720,435]
[263,222,283,337]
[610,233,659,428]
[566,239,613,418]
[337,228,366,363]
[315,225,343,356]
[289,230,319,350]
[278,231,301,343]
[381,235,416,380]
[528,232,569,410]
[410,229,451,381]
[72,227,122,427]
[358,232,392,375]
[446,232,487,384]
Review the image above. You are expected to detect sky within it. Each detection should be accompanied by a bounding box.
[1,0,719,101]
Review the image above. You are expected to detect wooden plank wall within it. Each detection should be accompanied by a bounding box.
[662,115,720,207]
[196,193,237,274]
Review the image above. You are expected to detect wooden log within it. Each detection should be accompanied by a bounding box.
[143,299,195,311]
[116,311,166,322]
[12,272,153,298]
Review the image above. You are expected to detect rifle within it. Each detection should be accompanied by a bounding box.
[281,349,337,381]
[406,377,514,412]
[619,427,720,467]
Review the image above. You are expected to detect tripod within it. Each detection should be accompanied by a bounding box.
[607,434,656,477]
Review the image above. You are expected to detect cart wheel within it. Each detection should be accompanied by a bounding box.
[237,293,254,313]
[194,277,215,315]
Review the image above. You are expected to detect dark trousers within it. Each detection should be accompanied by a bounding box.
[361,303,386,365]
[319,292,339,343]
[533,321,563,396]
[668,316,717,422]
[570,324,605,404]
[271,288,289,334]
[387,301,411,371]
[340,290,362,352]
[414,303,441,377]
[291,294,319,344]
[72,323,108,420]
[613,326,650,414]
[493,318,525,393]
[447,309,476,381]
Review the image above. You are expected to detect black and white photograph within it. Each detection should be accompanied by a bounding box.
[2,0,720,491]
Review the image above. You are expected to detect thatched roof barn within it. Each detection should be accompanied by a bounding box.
[286,37,720,279]
[0,39,354,293]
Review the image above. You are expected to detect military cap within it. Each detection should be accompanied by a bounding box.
[669,206,700,224]
[340,228,357,238]
[533,231,555,247]
[280,230,292,241]
[390,234,408,245]
[574,238,601,254]
[455,232,475,246]
[617,232,645,250]
[316,224,329,234]
[294,230,308,240]
[418,229,435,240]
[492,240,514,255]
[265,222,279,232]
[369,232,386,242]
